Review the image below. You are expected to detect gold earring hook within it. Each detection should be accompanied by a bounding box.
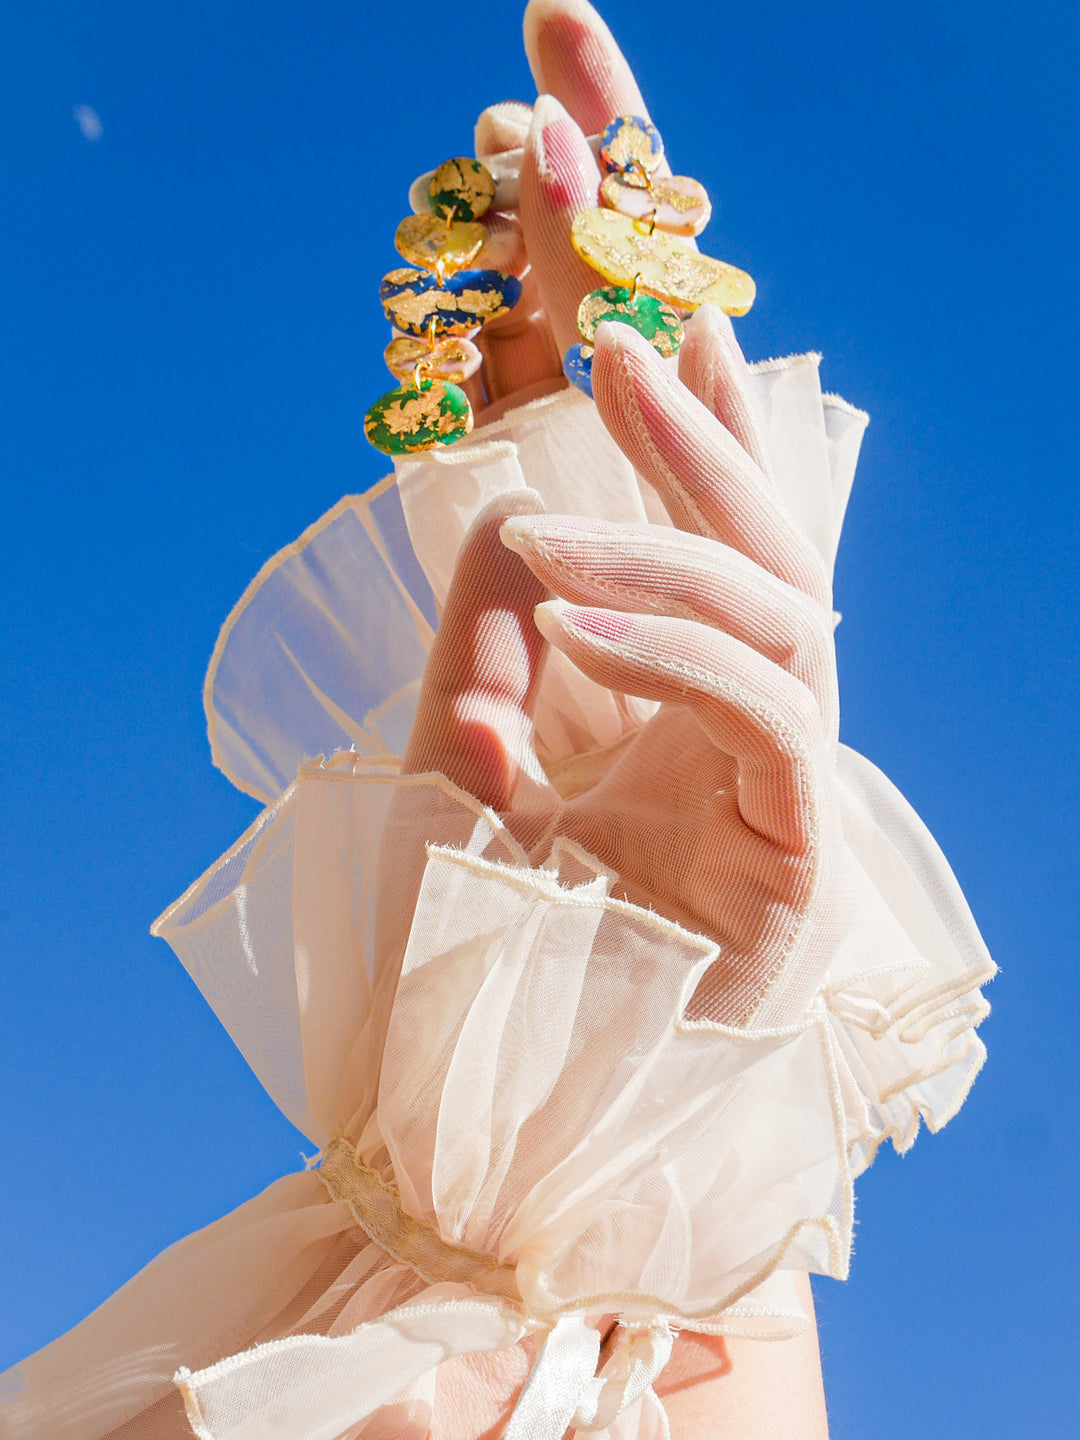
[626,157,653,192]
[412,359,431,393]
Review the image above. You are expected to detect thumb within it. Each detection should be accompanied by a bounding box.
[403,491,552,813]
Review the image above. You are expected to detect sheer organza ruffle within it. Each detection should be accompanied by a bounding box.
[0,365,994,1440]
[200,364,992,1159]
[206,361,865,807]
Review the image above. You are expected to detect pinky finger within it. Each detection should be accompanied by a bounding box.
[678,306,776,485]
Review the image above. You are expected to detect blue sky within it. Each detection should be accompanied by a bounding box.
[1,2,1077,1435]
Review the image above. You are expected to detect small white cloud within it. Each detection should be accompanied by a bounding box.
[73,104,103,141]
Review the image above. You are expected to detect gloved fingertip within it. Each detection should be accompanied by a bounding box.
[524,0,602,80]
[593,319,653,360]
[535,598,633,645]
[530,91,572,137]
[498,515,535,555]
[532,597,568,644]
[475,100,534,159]
[592,320,664,407]
[683,302,737,348]
[524,0,649,133]
[470,488,547,534]
[525,95,596,207]
[501,511,607,548]
[679,305,775,481]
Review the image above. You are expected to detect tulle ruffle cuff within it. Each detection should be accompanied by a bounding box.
[155,756,856,1321]
[140,744,988,1437]
[197,363,994,1187]
[1,363,996,1440]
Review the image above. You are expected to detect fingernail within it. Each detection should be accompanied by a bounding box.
[529,94,593,206]
[564,604,634,641]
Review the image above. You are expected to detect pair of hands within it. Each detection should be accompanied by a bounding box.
[403,0,847,1030]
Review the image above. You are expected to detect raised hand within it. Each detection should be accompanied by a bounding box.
[406,308,848,1028]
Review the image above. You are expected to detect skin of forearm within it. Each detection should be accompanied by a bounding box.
[431,1273,828,1438]
[658,1274,830,1439]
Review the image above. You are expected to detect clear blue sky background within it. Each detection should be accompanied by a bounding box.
[1,2,1077,1435]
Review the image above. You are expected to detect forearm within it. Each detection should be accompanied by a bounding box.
[659,1276,829,1439]
[431,1276,828,1440]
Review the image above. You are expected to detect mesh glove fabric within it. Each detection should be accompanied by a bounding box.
[404,318,848,1030]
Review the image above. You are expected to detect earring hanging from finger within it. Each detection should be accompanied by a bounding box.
[562,115,756,397]
[572,115,756,316]
[562,267,684,398]
[365,155,524,456]
[598,121,711,240]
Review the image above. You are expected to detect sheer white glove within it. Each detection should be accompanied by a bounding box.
[405,313,848,1029]
[397,0,850,1027]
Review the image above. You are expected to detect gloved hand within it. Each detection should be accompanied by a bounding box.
[405,308,847,1029]
[404,1,849,1032]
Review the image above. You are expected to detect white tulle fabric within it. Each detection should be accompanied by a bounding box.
[0,363,994,1440]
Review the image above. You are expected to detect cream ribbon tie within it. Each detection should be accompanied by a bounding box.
[174,1138,673,1440]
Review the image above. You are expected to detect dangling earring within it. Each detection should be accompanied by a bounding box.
[562,114,755,396]
[365,157,523,456]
